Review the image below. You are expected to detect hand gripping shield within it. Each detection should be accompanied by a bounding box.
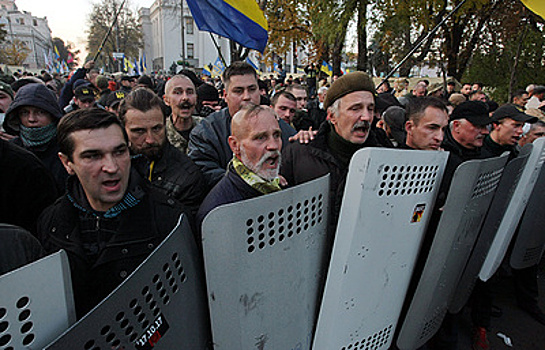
[202,175,330,350]
[396,154,508,350]
[510,160,545,269]
[0,250,75,350]
[44,215,211,350]
[480,137,545,280]
[450,148,531,313]
[312,149,448,350]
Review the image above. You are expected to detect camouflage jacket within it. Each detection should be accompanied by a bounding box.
[166,115,202,154]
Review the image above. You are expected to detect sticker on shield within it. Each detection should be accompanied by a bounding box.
[411,204,426,223]
[135,314,170,350]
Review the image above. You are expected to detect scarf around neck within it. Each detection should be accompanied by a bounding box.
[231,156,281,194]
[20,123,57,148]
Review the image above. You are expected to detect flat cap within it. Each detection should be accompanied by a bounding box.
[324,71,375,110]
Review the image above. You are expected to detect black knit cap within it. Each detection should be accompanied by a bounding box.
[324,71,376,110]
[197,83,219,102]
[450,101,491,126]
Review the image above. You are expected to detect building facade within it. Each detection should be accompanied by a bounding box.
[0,0,53,70]
[139,0,230,74]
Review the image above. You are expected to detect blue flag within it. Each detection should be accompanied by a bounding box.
[186,0,268,53]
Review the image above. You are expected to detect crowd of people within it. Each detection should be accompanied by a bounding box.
[1,60,544,350]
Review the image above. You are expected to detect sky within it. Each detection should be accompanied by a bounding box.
[15,0,154,61]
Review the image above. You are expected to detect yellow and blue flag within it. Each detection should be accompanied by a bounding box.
[521,0,545,19]
[321,61,332,76]
[186,0,268,53]
[202,64,212,77]
[212,57,225,77]
[245,57,262,75]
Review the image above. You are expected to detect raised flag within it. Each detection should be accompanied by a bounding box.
[245,57,261,75]
[212,57,225,77]
[273,62,281,74]
[186,0,268,53]
[321,61,332,77]
[133,58,140,75]
[202,64,212,76]
[521,0,545,19]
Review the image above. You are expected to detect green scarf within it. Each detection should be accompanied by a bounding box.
[231,156,281,194]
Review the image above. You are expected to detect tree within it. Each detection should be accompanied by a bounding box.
[86,0,142,72]
[0,39,30,65]
[52,37,80,68]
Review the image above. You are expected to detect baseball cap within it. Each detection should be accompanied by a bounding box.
[492,104,538,123]
[450,101,491,126]
[74,85,97,102]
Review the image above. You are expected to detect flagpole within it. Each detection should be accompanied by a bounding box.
[376,0,469,89]
[209,33,227,67]
[93,0,127,62]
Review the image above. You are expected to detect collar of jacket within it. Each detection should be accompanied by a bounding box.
[442,127,481,159]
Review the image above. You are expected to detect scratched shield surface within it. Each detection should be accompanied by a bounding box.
[510,159,545,269]
[450,147,531,313]
[312,149,448,350]
[44,215,211,350]
[397,154,508,350]
[0,250,75,350]
[480,137,545,281]
[202,175,329,350]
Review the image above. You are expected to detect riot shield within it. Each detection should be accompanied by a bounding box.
[450,147,531,313]
[510,161,545,269]
[44,215,211,350]
[396,153,508,350]
[0,250,75,349]
[202,175,329,350]
[480,137,545,280]
[312,149,448,350]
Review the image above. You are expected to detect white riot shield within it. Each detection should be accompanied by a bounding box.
[202,175,329,350]
[396,154,508,350]
[0,251,75,349]
[44,215,211,350]
[510,162,545,269]
[450,148,531,313]
[480,137,545,280]
[312,149,448,350]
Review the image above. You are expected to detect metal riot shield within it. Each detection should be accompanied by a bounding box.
[450,147,531,313]
[312,149,448,350]
[44,215,211,350]
[397,154,508,350]
[510,160,545,269]
[0,250,75,349]
[202,175,329,350]
[480,137,545,280]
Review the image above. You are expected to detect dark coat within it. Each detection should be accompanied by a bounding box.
[0,139,58,234]
[481,134,519,160]
[188,107,297,189]
[196,164,262,238]
[37,171,187,318]
[132,142,207,216]
[0,223,45,275]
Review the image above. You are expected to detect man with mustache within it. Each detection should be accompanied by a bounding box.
[37,108,191,318]
[188,62,296,190]
[163,74,203,154]
[402,97,449,151]
[280,71,384,240]
[481,104,538,160]
[197,104,283,232]
[118,88,206,217]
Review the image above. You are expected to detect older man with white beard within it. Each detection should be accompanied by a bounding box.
[196,104,283,234]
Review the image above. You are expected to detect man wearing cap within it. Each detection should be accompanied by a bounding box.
[196,82,221,118]
[3,83,68,192]
[105,90,128,116]
[377,106,406,147]
[119,75,135,93]
[481,104,538,159]
[72,85,98,112]
[281,71,383,239]
[526,85,545,110]
[0,81,14,141]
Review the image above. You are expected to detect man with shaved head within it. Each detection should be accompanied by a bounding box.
[163,74,202,154]
[196,104,283,231]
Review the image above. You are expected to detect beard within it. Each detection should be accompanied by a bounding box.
[131,141,165,161]
[240,147,281,181]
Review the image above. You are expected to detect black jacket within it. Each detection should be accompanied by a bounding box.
[481,134,519,160]
[0,139,58,234]
[132,143,207,216]
[37,170,188,318]
[188,107,297,189]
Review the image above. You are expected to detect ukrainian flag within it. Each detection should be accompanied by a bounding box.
[521,0,545,19]
[202,64,212,76]
[186,0,268,53]
[321,61,332,77]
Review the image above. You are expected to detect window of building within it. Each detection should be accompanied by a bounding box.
[19,18,24,25]
[33,19,37,26]
[185,17,193,35]
[187,43,194,59]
